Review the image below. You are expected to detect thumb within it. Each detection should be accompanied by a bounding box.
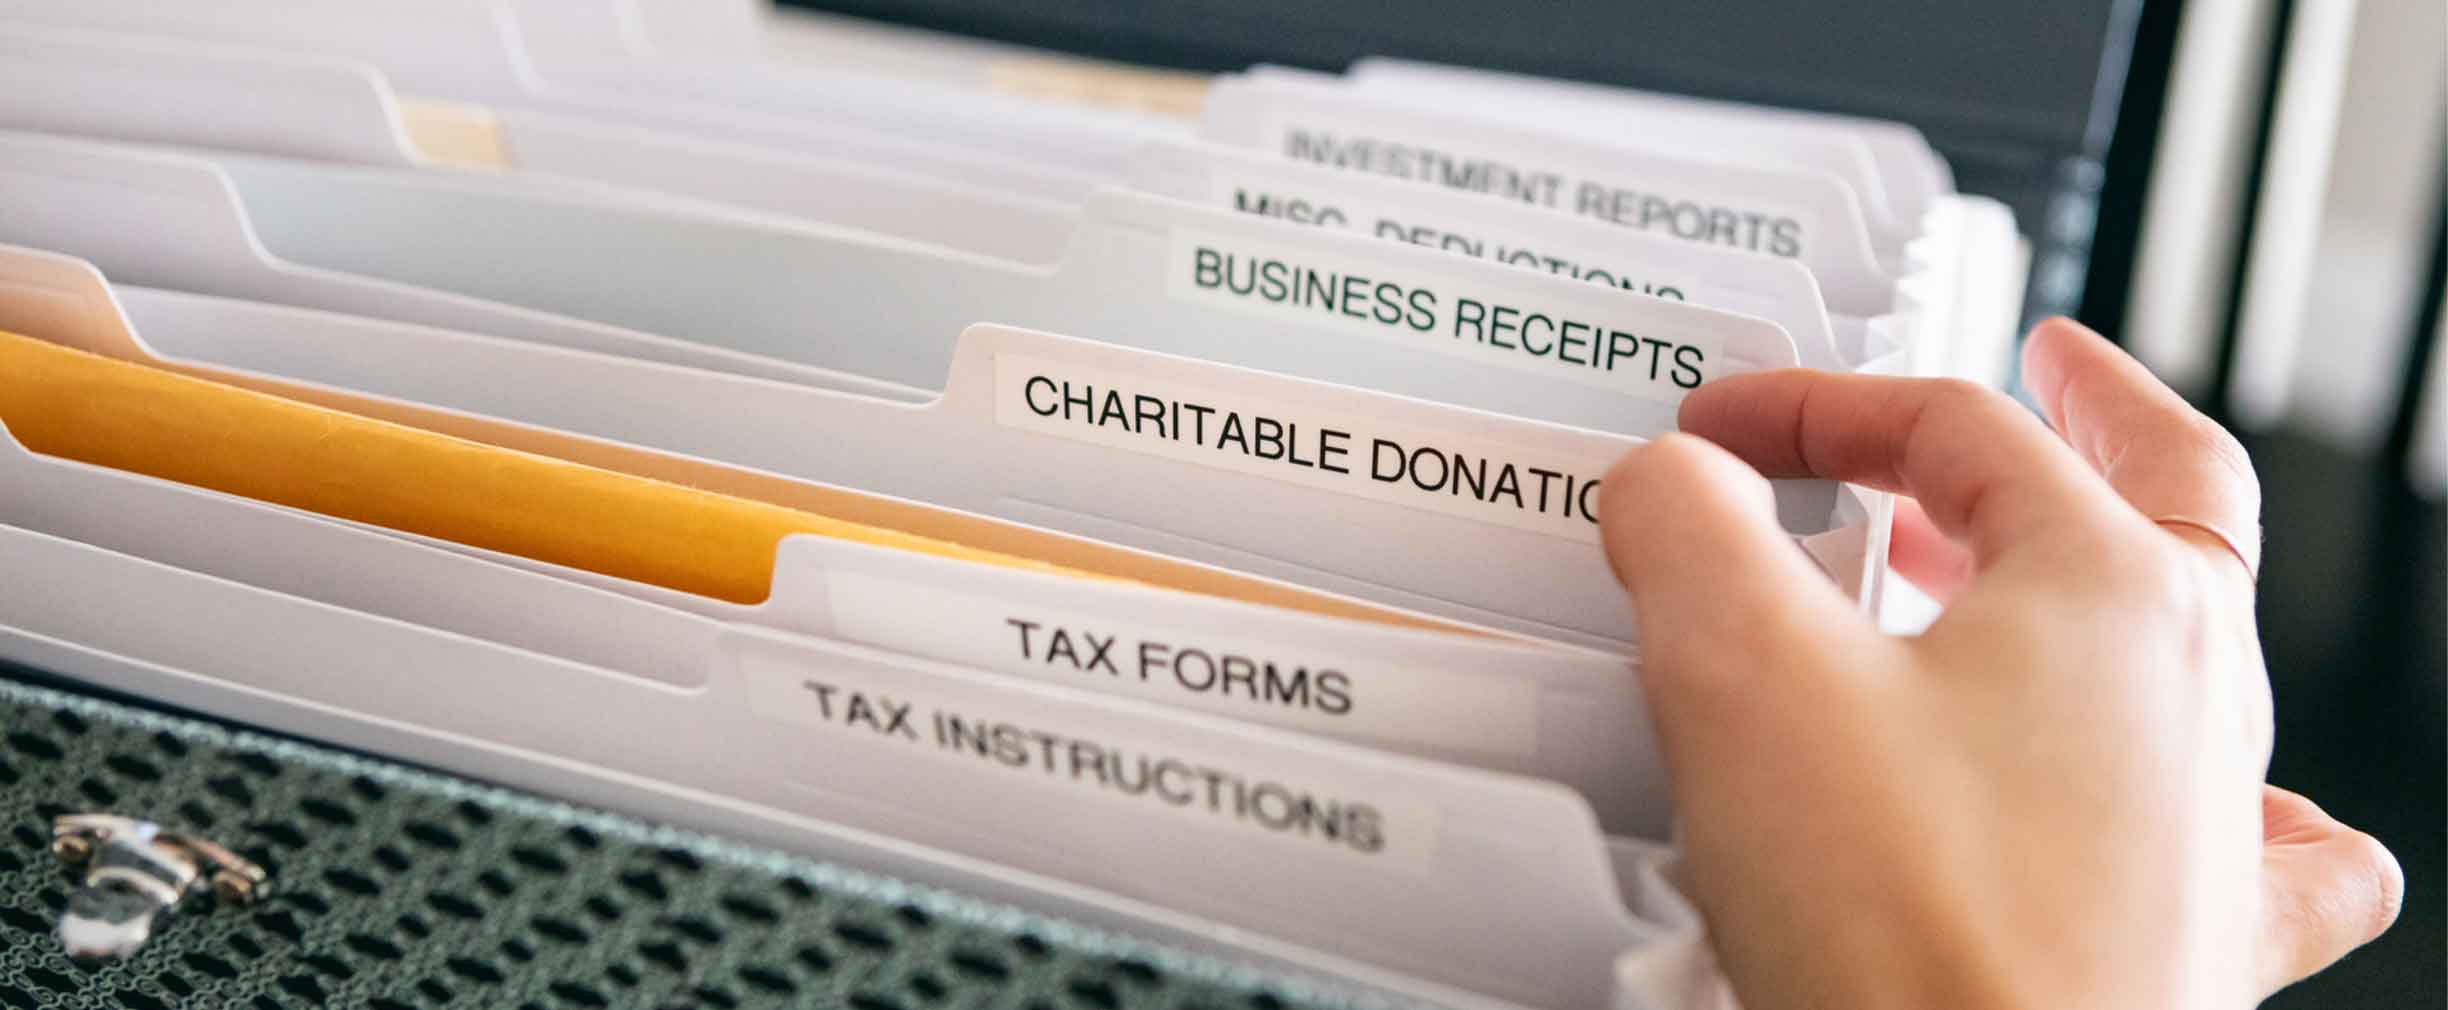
[2256,785,2404,996]
[1598,435,1884,753]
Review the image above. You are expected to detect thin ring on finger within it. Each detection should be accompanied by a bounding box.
[2150,514,2260,583]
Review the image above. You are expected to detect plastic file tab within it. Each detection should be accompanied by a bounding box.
[0,514,1721,1010]
[0,244,1675,834]
[0,242,1475,631]
[0,16,2048,1009]
[1198,73,1905,313]
[16,267,1857,648]
[0,25,1092,260]
[1126,138,1876,371]
[0,130,921,398]
[0,0,1175,176]
[0,330,1065,603]
[0,131,1799,438]
[1345,58,1955,227]
[0,26,1920,382]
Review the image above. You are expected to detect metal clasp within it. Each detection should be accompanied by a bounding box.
[49,814,267,958]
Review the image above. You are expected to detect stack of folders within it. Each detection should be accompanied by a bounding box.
[0,3,2029,1008]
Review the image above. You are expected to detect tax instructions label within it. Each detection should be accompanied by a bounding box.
[993,351,1620,543]
[742,655,1440,870]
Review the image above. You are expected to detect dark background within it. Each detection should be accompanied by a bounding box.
[788,1,2444,1005]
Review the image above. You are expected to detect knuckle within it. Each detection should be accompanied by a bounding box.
[2128,401,2262,508]
[1917,378,2033,434]
[1922,377,2004,414]
[2179,414,2262,504]
[2343,830,2408,941]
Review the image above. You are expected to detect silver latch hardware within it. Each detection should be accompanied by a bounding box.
[49,813,267,958]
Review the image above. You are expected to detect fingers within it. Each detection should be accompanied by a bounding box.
[2255,785,2405,996]
[1599,434,1884,696]
[1889,497,1974,601]
[2021,318,2262,578]
[1679,368,2130,571]
[1600,435,1898,837]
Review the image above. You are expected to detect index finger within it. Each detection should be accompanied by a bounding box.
[1679,370,2132,569]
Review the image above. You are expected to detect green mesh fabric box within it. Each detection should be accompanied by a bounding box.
[0,674,1372,1010]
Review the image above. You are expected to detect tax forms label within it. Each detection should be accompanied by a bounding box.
[827,569,1542,757]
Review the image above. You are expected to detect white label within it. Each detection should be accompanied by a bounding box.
[993,351,1617,543]
[1205,174,1704,304]
[1165,229,1721,403]
[826,570,1542,757]
[738,638,1439,872]
[1254,106,1818,260]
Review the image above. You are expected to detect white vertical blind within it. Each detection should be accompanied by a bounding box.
[2123,0,2280,398]
[2226,0,2361,427]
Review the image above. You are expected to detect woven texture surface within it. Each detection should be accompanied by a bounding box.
[0,675,1356,1010]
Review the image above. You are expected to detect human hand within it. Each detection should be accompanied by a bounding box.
[1598,318,2401,1010]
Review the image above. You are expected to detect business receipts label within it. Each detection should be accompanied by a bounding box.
[827,570,1541,757]
[993,351,1615,543]
[1163,229,1721,404]
[738,638,1438,872]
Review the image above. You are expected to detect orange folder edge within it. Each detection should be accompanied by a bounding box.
[4,329,1463,635]
[0,329,1091,605]
[58,330,1461,632]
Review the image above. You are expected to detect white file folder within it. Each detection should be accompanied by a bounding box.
[1340,59,1956,233]
[0,240,1691,836]
[0,19,2020,389]
[0,131,1802,440]
[0,26,1857,365]
[1240,63,1916,244]
[1196,73,1909,309]
[0,505,1725,1010]
[0,24,1099,241]
[6,246,1878,652]
[0,18,2048,1010]
[0,132,920,398]
[0,0,1178,176]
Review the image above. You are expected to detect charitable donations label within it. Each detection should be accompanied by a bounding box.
[993,351,1621,543]
[1163,229,1720,405]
